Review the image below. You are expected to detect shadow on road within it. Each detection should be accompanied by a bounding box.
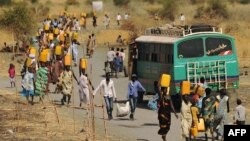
[137,139,149,141]
[142,123,158,126]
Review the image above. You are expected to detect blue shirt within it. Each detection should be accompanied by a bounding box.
[127,80,146,98]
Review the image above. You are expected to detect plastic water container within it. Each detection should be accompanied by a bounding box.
[181,81,191,95]
[64,54,71,66]
[55,45,62,55]
[160,74,171,87]
[80,58,87,69]
[39,51,47,62]
[26,58,32,67]
[29,47,36,56]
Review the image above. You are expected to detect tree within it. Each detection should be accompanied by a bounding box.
[113,0,130,6]
[0,3,36,49]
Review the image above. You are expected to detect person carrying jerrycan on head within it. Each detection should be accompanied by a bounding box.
[127,74,146,120]
[157,74,178,141]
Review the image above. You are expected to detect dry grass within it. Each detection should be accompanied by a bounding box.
[0,89,88,141]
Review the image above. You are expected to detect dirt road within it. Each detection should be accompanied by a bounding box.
[1,46,250,141]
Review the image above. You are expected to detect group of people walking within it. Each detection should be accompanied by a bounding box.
[8,10,247,141]
[156,77,246,141]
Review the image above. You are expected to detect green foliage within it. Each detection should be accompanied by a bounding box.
[0,0,12,6]
[160,0,177,21]
[0,3,36,41]
[113,0,130,6]
[66,0,79,5]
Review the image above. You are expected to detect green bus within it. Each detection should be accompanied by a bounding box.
[132,25,239,99]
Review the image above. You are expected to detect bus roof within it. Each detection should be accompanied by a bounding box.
[135,35,180,44]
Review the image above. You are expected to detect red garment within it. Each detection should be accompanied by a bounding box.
[47,65,52,83]
[8,68,15,78]
[52,61,63,83]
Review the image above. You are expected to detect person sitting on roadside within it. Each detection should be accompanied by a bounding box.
[116,35,123,44]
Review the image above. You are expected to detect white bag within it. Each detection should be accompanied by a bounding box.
[116,101,130,117]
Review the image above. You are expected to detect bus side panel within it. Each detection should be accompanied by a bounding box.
[137,61,173,93]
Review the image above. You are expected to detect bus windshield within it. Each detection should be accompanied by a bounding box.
[177,38,204,58]
[205,37,232,56]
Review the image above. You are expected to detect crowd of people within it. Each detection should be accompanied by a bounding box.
[6,10,246,141]
[156,77,246,141]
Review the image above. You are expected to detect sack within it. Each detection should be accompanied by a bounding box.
[190,127,198,137]
[116,101,130,117]
[147,94,159,111]
[197,118,205,131]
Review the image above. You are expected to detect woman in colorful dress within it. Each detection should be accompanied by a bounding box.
[58,66,78,105]
[158,87,178,141]
[35,61,48,101]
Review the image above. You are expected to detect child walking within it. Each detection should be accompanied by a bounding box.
[8,63,15,88]
[21,67,35,105]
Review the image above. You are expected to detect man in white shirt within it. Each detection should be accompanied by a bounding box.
[234,99,246,125]
[180,13,185,25]
[93,73,117,120]
[107,47,115,62]
[124,13,129,20]
[116,13,121,26]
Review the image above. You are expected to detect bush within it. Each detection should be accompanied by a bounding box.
[207,0,228,18]
[0,3,36,41]
[0,0,12,6]
[143,0,157,3]
[160,0,177,21]
[120,20,138,42]
[194,0,228,19]
[239,0,250,4]
[66,0,79,5]
[190,0,204,4]
[30,0,38,4]
[113,0,130,6]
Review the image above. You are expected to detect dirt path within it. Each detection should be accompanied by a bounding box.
[1,47,250,141]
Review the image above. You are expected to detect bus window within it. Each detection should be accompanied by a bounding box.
[205,38,232,56]
[151,53,158,62]
[160,44,166,63]
[178,38,204,58]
